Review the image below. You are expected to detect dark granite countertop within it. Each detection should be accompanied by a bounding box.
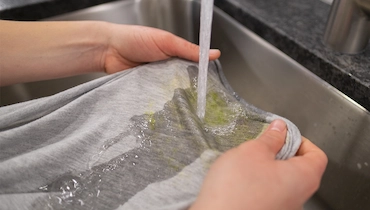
[214,0,370,111]
[1,0,369,110]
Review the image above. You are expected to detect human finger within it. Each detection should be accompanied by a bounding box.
[254,119,287,157]
[286,137,327,198]
[209,49,221,60]
[294,137,328,175]
[158,32,221,62]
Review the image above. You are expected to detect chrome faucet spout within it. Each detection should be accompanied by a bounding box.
[324,0,370,54]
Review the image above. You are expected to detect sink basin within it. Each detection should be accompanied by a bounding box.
[1,0,370,209]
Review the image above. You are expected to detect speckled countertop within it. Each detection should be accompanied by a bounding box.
[214,0,370,111]
[1,0,369,110]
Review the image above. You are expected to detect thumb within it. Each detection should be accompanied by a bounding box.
[256,119,287,157]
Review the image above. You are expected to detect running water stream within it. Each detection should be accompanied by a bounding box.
[196,0,214,120]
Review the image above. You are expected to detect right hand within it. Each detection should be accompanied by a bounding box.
[191,120,328,210]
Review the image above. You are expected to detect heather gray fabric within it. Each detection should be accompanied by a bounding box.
[0,58,301,210]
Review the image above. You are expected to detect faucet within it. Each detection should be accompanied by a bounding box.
[324,0,370,54]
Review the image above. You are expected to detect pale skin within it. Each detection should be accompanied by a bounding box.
[190,119,327,210]
[0,20,327,209]
[0,20,220,86]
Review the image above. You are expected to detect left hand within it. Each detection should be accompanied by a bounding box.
[0,21,220,86]
[102,24,221,74]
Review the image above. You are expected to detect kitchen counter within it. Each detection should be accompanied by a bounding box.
[214,0,370,111]
[1,0,369,111]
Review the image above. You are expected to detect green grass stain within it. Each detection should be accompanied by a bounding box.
[156,144,185,173]
[183,87,267,149]
[148,112,156,130]
[140,85,268,172]
[184,88,235,127]
[204,91,234,126]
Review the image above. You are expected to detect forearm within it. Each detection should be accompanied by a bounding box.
[0,20,108,86]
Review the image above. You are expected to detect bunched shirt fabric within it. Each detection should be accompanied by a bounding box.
[0,58,301,210]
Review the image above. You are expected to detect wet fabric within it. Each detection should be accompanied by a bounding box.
[0,58,301,210]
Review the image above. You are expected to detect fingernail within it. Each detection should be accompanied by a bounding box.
[270,120,286,132]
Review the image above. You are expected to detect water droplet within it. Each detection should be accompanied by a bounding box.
[96,189,101,197]
[357,163,362,169]
[39,185,48,191]
[102,164,117,172]
[78,199,84,206]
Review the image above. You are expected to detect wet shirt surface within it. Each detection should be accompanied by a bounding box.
[0,59,299,210]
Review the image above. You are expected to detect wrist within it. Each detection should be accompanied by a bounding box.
[77,21,111,74]
[91,21,112,73]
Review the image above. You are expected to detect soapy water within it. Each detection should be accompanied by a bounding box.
[197,0,214,120]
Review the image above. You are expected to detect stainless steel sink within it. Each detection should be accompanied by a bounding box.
[1,0,370,209]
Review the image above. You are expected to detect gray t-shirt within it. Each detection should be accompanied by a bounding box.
[0,58,301,210]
